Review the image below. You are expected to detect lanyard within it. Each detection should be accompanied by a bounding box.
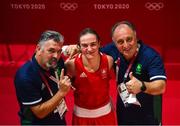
[44,72,59,84]
[116,45,140,83]
[39,71,67,119]
[31,58,60,96]
[123,51,138,82]
[39,72,54,96]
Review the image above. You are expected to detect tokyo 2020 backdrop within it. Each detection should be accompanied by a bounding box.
[1,0,180,125]
[1,0,180,48]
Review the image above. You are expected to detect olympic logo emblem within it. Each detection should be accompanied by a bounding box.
[60,2,78,11]
[145,2,164,11]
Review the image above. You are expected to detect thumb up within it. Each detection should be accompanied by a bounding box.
[129,72,134,80]
[126,72,141,94]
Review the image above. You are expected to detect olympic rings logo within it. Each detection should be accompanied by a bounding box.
[60,2,78,11]
[145,2,164,11]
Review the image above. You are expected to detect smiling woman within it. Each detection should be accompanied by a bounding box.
[65,28,116,125]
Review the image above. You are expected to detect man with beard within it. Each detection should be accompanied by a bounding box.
[14,30,72,125]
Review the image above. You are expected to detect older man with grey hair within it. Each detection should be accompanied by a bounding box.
[14,30,72,125]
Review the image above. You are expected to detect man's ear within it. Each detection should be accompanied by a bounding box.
[134,31,137,40]
[35,44,41,55]
[112,37,115,42]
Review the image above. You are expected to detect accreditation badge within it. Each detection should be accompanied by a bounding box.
[117,82,130,107]
[127,94,141,106]
[54,98,68,119]
[117,83,141,107]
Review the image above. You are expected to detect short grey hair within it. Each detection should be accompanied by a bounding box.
[38,30,64,47]
[111,20,136,37]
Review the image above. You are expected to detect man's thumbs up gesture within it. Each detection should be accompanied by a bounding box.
[126,72,142,94]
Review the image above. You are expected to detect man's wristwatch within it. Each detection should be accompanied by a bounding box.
[140,81,147,92]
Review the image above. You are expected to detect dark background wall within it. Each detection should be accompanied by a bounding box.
[1,0,179,48]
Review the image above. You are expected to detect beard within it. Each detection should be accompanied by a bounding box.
[46,57,58,69]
